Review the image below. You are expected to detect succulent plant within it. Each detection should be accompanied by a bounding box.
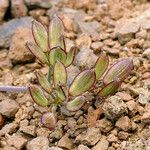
[25,15,133,130]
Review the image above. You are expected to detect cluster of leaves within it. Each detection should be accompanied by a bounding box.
[26,15,133,130]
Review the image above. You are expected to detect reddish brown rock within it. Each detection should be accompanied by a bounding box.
[8,27,34,64]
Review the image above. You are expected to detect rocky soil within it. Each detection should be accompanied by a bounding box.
[1,0,150,150]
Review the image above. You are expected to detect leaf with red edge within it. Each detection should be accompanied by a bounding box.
[69,70,96,96]
[32,20,48,52]
[95,52,109,80]
[103,58,133,85]
[36,71,52,94]
[98,80,120,97]
[53,61,67,86]
[26,42,49,65]
[66,96,85,111]
[41,112,57,130]
[48,15,65,49]
[29,85,49,106]
[65,46,77,67]
[49,46,67,66]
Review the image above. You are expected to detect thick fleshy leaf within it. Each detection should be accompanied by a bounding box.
[53,61,67,86]
[98,80,120,97]
[36,71,52,94]
[103,58,133,85]
[95,52,109,80]
[55,86,66,101]
[66,96,85,111]
[29,85,49,106]
[65,46,76,67]
[69,70,96,96]
[48,15,65,49]
[41,112,56,130]
[26,42,49,65]
[32,20,48,52]
[49,47,66,66]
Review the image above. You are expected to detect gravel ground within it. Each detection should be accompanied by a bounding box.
[1,0,150,150]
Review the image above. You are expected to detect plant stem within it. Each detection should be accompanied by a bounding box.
[0,86,29,92]
[48,67,51,82]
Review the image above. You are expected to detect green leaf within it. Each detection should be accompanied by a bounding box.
[32,20,48,52]
[65,46,76,67]
[103,58,133,85]
[29,85,49,106]
[66,96,85,111]
[53,61,67,86]
[41,112,56,130]
[49,46,67,66]
[26,42,49,65]
[69,70,96,96]
[55,86,66,101]
[36,71,52,94]
[48,15,65,49]
[98,80,120,97]
[95,52,109,80]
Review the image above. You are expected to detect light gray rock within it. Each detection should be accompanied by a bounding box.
[102,95,128,120]
[0,17,33,48]
[0,0,9,21]
[0,99,19,117]
[115,20,140,44]
[76,48,98,69]
[76,127,101,146]
[26,137,49,150]
[25,0,52,9]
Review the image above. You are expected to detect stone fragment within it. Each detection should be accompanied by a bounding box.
[76,33,92,48]
[8,27,34,64]
[76,127,101,146]
[143,48,150,61]
[58,134,73,150]
[7,135,27,150]
[96,118,113,133]
[25,0,52,9]
[76,48,98,69]
[91,42,103,53]
[3,147,17,150]
[118,131,130,140]
[0,0,9,21]
[0,17,32,48]
[107,134,118,143]
[20,125,36,136]
[102,95,128,120]
[67,117,77,129]
[115,116,131,131]
[115,21,140,44]
[0,99,19,118]
[78,21,100,37]
[92,136,109,150]
[26,137,49,150]
[49,147,63,150]
[126,100,138,116]
[0,114,4,127]
[0,122,18,136]
[11,0,28,18]
[135,30,147,39]
[78,144,90,150]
